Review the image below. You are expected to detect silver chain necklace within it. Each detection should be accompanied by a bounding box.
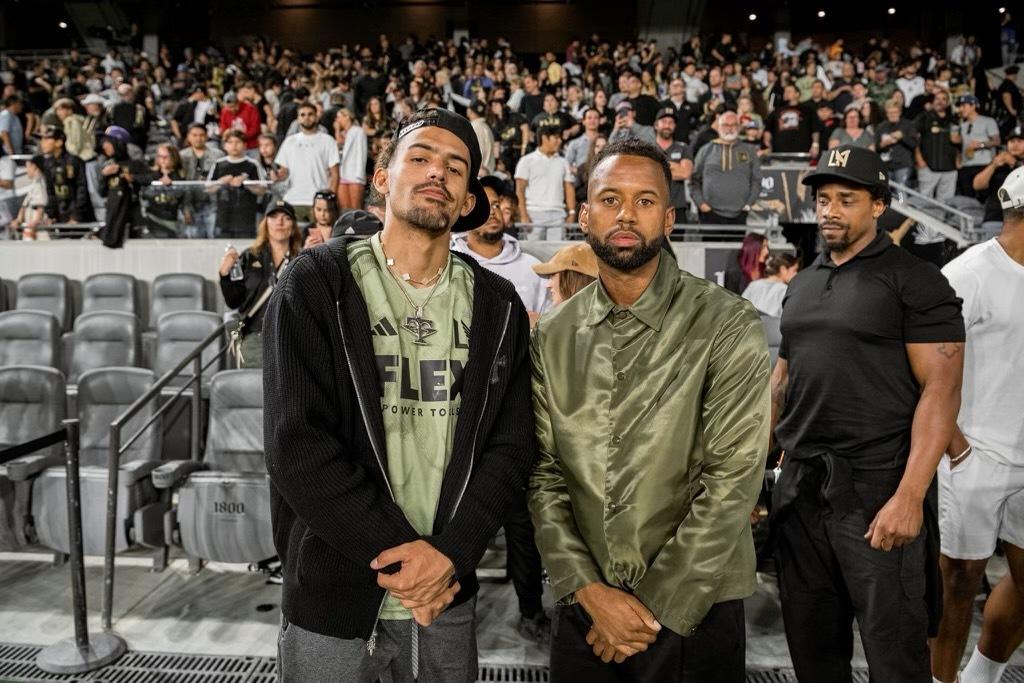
[379,239,448,345]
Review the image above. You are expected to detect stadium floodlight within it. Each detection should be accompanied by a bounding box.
[888,7,896,14]
[817,10,826,18]
[59,21,68,28]
[749,13,757,20]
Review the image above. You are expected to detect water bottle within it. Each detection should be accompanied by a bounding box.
[227,244,244,281]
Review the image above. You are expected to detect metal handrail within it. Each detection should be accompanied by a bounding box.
[890,180,976,231]
[100,320,231,631]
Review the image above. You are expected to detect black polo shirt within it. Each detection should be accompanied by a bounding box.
[776,231,964,468]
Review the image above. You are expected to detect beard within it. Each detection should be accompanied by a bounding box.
[474,224,505,244]
[818,221,852,251]
[587,227,667,272]
[395,202,454,236]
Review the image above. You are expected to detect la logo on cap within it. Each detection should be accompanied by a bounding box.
[827,149,850,168]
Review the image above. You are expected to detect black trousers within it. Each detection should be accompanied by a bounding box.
[504,493,544,618]
[698,210,748,225]
[773,480,931,682]
[956,165,986,199]
[550,600,745,683]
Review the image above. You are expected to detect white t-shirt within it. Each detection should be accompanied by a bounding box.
[275,131,340,206]
[741,279,788,318]
[339,126,367,184]
[0,156,17,224]
[514,150,573,212]
[942,239,1024,464]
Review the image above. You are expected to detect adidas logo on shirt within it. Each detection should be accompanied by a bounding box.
[371,317,399,337]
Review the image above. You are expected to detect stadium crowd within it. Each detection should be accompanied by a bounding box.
[1,26,1024,683]
[1,28,1022,244]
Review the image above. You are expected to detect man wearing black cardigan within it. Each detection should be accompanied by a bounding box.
[263,108,536,682]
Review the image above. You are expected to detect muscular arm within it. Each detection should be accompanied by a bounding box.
[865,341,963,550]
[900,341,964,499]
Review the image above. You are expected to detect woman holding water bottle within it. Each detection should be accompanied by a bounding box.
[218,199,303,367]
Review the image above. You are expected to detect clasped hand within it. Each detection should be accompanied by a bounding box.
[371,540,458,627]
[577,583,661,664]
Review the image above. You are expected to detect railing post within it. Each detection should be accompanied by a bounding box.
[36,419,126,674]
[191,355,202,462]
[101,424,121,632]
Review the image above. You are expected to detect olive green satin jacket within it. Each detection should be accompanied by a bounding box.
[528,251,771,636]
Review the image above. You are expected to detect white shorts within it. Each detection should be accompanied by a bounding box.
[938,447,1024,560]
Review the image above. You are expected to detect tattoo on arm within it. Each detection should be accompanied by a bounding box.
[937,343,963,360]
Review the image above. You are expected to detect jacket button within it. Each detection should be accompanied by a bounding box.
[616,371,625,381]
[611,435,621,445]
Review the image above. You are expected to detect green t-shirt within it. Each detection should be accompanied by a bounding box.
[347,233,475,620]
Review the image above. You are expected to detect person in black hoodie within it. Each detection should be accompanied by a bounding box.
[263,108,534,682]
[96,125,146,248]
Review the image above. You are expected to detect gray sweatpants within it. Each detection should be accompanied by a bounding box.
[916,167,956,202]
[277,598,477,683]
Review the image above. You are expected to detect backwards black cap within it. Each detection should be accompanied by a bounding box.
[802,145,891,200]
[392,108,490,233]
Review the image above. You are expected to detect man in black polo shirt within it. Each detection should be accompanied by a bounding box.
[770,145,965,682]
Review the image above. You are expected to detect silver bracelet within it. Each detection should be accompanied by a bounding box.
[949,445,972,465]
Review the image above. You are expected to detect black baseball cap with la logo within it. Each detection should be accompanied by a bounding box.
[802,145,890,195]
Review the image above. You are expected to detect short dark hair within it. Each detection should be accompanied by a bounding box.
[1005,206,1024,223]
[590,137,672,194]
[538,125,561,140]
[187,122,207,134]
[297,102,318,115]
[479,175,508,196]
[222,129,246,143]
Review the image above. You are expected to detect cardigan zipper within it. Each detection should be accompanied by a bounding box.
[336,300,392,654]
[449,301,511,523]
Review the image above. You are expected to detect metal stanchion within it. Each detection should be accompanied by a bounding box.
[36,419,127,674]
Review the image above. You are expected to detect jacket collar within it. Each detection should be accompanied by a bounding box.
[585,249,677,332]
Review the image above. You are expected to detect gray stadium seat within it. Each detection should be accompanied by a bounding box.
[16,273,72,331]
[149,273,207,328]
[0,310,61,368]
[153,311,224,383]
[154,369,274,565]
[28,368,162,556]
[0,366,66,550]
[761,314,782,366]
[81,273,140,318]
[67,312,142,384]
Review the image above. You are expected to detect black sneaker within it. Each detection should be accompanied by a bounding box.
[266,567,283,585]
[516,611,551,647]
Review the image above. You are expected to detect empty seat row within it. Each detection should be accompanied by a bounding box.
[0,309,226,383]
[0,367,271,570]
[5,272,210,332]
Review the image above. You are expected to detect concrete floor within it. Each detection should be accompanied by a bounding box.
[0,549,1020,671]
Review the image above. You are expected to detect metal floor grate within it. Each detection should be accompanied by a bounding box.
[2,645,1023,682]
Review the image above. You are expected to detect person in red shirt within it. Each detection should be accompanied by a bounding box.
[219,92,260,151]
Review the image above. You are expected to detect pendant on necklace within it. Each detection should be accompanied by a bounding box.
[402,308,437,345]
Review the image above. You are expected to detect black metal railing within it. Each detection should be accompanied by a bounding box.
[100,321,231,631]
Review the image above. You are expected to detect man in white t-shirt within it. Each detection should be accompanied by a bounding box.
[932,166,1024,683]
[513,125,575,241]
[0,155,16,226]
[275,102,340,222]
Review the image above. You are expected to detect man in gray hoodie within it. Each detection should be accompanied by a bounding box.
[452,176,549,323]
[691,110,763,225]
